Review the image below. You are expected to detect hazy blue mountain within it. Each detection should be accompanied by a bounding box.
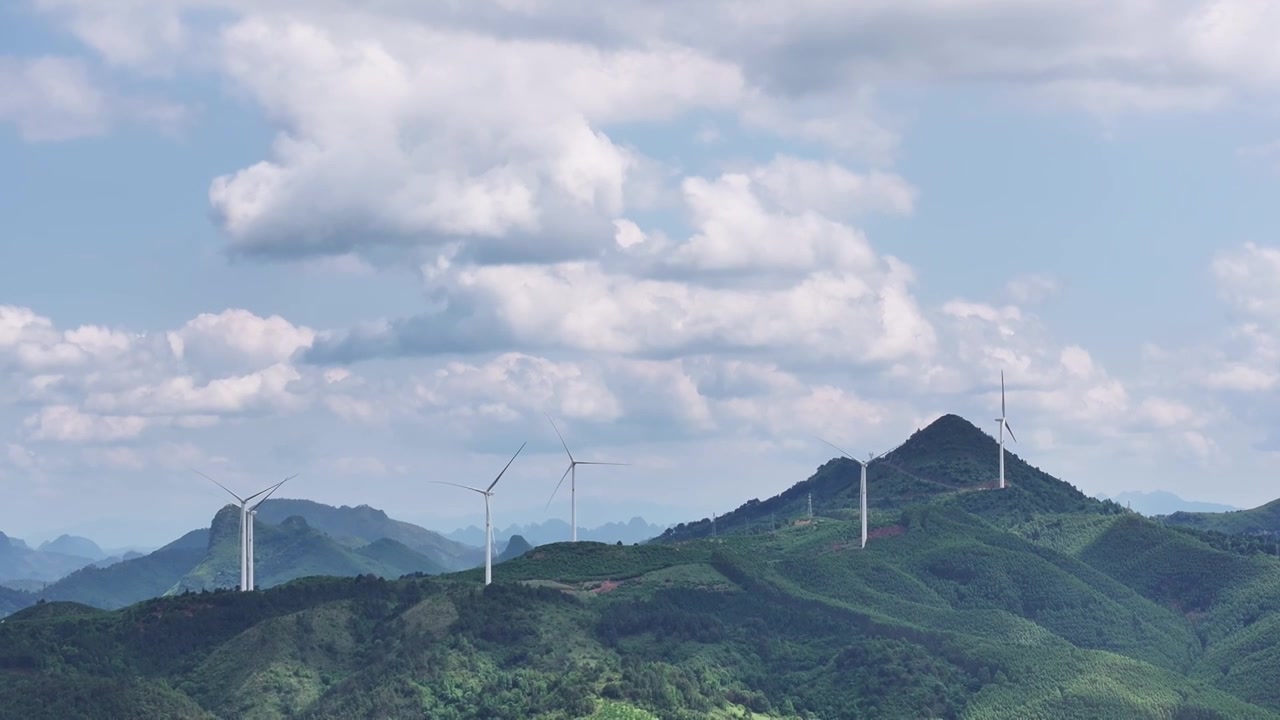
[37,535,106,561]
[92,550,145,568]
[254,498,482,571]
[0,531,96,583]
[446,516,667,547]
[0,584,32,617]
[497,534,534,562]
[1097,490,1238,516]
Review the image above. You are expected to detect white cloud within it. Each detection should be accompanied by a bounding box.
[167,309,315,371]
[1212,242,1280,324]
[748,155,916,218]
[1,306,320,446]
[205,14,743,262]
[25,405,150,443]
[0,55,185,141]
[83,363,306,417]
[1005,274,1063,305]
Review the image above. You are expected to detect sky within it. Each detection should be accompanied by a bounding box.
[4,0,1280,548]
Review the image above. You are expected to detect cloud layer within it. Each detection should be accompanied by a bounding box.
[4,0,1280,545]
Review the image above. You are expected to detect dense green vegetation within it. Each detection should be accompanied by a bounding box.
[4,413,1280,718]
[1161,498,1280,537]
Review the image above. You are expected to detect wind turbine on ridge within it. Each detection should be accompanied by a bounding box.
[246,474,297,591]
[546,415,629,542]
[817,438,888,549]
[429,442,525,586]
[995,370,1017,490]
[193,470,296,592]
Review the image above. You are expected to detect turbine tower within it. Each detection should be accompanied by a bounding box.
[995,371,1017,489]
[246,474,296,591]
[817,438,888,549]
[430,442,525,586]
[546,416,628,542]
[194,470,295,592]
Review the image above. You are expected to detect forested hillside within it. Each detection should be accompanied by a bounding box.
[5,414,1280,719]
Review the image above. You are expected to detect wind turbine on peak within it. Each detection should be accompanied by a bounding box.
[430,441,525,586]
[995,370,1017,490]
[193,470,297,592]
[245,474,296,591]
[545,415,629,542]
[816,438,889,549]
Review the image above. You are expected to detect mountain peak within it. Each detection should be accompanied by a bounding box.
[894,414,997,458]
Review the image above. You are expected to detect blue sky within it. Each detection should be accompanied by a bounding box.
[4,0,1280,547]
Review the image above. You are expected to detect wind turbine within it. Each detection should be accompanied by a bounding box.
[245,474,297,591]
[193,470,295,592]
[546,416,629,542]
[817,438,888,549]
[429,442,525,586]
[995,370,1017,490]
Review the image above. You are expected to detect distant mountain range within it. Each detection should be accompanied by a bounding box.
[445,517,668,547]
[1095,490,1239,516]
[0,531,101,585]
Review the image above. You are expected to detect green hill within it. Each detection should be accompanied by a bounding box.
[254,498,482,571]
[2,503,1279,719]
[5,413,1280,718]
[1161,498,1280,536]
[658,414,1112,542]
[171,509,445,593]
[26,513,447,612]
[35,529,214,611]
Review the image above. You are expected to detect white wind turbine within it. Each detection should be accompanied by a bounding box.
[194,470,296,592]
[546,416,629,542]
[817,438,889,550]
[245,474,297,591]
[995,370,1017,490]
[430,442,526,586]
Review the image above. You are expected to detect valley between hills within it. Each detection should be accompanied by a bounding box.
[4,413,1280,719]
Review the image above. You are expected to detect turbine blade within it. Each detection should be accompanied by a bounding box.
[546,415,574,463]
[1004,420,1017,443]
[250,474,298,511]
[575,461,629,466]
[814,436,857,462]
[191,468,245,503]
[545,464,573,510]
[1001,370,1006,416]
[487,441,526,492]
[428,480,487,495]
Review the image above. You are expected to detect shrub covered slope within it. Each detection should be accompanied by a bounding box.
[4,414,1280,719]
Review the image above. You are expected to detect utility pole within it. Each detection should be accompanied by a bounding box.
[807,493,813,519]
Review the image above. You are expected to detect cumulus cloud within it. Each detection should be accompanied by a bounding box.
[166,309,315,371]
[1,306,319,446]
[308,258,935,366]
[203,14,742,263]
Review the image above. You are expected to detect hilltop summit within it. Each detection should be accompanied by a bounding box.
[657,413,1107,542]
